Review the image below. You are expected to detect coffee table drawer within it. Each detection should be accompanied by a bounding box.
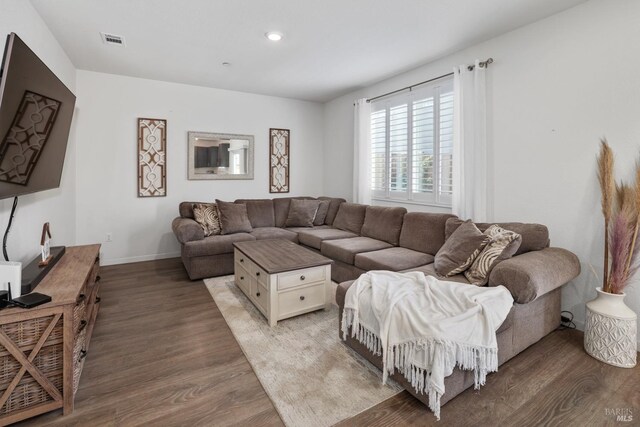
[252,281,269,315]
[253,264,268,288]
[278,283,326,318]
[234,264,251,295]
[234,249,253,270]
[278,266,326,291]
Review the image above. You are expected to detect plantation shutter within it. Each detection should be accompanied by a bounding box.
[370,77,454,205]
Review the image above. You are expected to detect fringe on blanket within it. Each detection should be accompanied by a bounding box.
[341,308,499,420]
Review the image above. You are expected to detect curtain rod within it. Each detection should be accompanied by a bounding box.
[365,57,493,104]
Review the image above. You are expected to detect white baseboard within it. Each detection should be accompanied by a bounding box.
[100,251,181,266]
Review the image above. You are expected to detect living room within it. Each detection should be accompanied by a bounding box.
[0,0,638,425]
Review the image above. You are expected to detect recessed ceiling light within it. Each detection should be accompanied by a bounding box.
[222,62,231,66]
[265,32,283,42]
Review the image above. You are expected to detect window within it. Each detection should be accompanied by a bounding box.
[370,78,454,206]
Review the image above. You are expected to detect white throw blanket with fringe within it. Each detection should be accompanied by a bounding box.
[341,270,513,420]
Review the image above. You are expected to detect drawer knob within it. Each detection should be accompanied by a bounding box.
[300,275,305,280]
[95,275,101,283]
[78,320,87,332]
[240,258,244,263]
[95,296,101,304]
[300,295,305,301]
[240,276,244,280]
[256,292,261,297]
[79,349,88,362]
[256,272,260,276]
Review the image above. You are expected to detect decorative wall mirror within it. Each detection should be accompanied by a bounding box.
[188,131,254,180]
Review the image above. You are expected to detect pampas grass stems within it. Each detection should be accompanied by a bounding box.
[623,161,640,283]
[597,139,640,294]
[597,140,615,292]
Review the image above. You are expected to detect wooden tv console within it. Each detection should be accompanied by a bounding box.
[0,244,101,425]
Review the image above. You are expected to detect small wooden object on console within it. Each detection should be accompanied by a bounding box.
[0,244,101,425]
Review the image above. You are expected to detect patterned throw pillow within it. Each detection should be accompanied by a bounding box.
[464,224,522,286]
[192,203,222,237]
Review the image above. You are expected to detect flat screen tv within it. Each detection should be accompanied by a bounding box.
[0,33,76,200]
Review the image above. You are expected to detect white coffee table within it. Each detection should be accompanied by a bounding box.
[232,239,332,327]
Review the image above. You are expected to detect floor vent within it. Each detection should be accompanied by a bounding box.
[100,32,126,46]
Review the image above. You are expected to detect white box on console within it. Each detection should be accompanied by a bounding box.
[0,261,21,298]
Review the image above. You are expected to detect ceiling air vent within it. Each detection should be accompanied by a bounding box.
[100,32,126,47]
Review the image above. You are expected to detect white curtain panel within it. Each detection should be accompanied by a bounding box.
[353,98,372,204]
[452,60,488,222]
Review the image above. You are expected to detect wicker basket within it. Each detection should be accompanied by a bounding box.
[0,316,63,350]
[0,343,63,414]
[73,298,87,333]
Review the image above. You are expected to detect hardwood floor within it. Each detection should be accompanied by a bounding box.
[20,258,639,426]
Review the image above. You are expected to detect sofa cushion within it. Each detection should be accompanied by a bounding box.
[313,200,331,226]
[273,197,317,227]
[464,225,522,286]
[400,263,471,285]
[360,206,407,246]
[250,227,298,243]
[318,197,346,225]
[234,199,275,228]
[182,233,255,257]
[285,199,321,227]
[216,200,253,234]
[172,217,205,244]
[285,225,331,233]
[488,247,580,303]
[297,228,358,250]
[399,212,457,255]
[354,247,434,271]
[321,237,392,265]
[332,203,367,234]
[192,203,222,236]
[434,220,489,277]
[445,218,549,256]
[179,201,202,219]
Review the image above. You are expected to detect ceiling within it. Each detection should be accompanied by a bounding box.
[30,0,587,102]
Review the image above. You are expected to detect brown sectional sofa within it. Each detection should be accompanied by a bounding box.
[172,197,345,279]
[172,196,581,411]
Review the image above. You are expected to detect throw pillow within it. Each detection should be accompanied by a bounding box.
[434,220,490,277]
[285,199,321,227]
[313,200,331,226]
[192,203,221,237]
[215,199,253,234]
[464,225,522,286]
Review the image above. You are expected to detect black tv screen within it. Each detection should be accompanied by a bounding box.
[0,33,76,200]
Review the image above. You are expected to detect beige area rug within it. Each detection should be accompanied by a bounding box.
[204,276,402,427]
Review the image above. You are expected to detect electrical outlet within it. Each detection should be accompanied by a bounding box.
[105,233,113,242]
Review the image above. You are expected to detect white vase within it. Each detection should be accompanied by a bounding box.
[584,287,637,368]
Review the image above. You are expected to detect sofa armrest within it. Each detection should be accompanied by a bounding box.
[488,247,580,304]
[172,217,204,244]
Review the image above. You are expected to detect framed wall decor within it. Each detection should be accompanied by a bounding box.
[269,128,289,193]
[137,118,167,197]
[187,131,254,180]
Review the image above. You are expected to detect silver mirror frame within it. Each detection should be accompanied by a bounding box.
[187,131,254,180]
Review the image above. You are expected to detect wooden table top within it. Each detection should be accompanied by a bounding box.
[233,239,332,274]
[0,244,100,316]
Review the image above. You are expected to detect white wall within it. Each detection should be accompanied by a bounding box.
[0,0,77,265]
[323,0,640,344]
[74,71,324,265]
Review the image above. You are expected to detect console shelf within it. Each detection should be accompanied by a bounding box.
[0,244,101,425]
